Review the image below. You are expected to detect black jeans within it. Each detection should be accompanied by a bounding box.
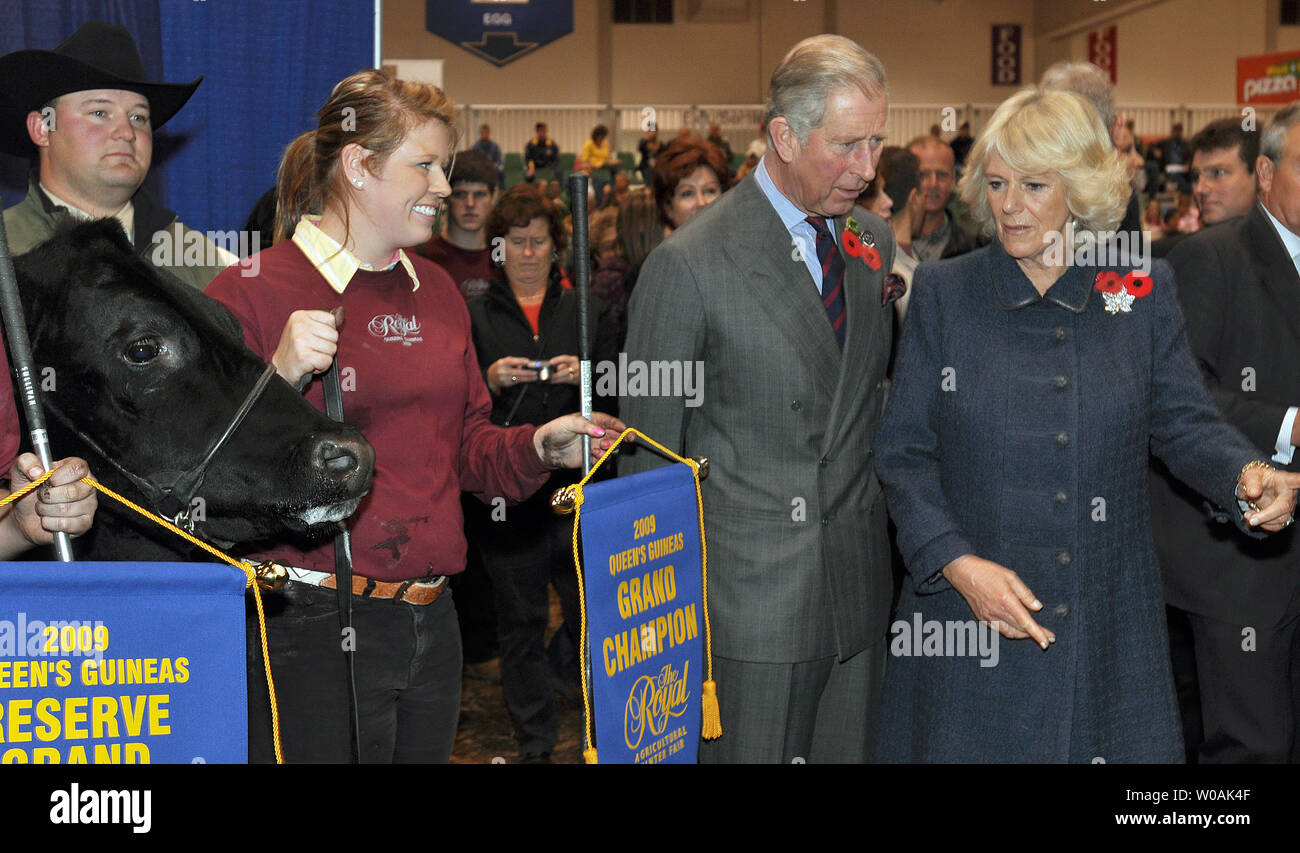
[473,509,580,756]
[246,581,462,763]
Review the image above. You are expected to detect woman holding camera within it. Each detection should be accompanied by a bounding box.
[467,184,617,762]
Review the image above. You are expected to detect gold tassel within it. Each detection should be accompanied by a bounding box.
[701,679,722,739]
[584,747,599,764]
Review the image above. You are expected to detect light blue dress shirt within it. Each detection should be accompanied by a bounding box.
[753,155,836,294]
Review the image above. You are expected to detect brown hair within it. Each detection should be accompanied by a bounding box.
[275,68,458,243]
[617,186,663,268]
[486,183,568,255]
[651,135,731,226]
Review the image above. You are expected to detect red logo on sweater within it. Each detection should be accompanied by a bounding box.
[368,314,423,345]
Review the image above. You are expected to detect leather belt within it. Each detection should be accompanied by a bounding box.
[286,567,447,606]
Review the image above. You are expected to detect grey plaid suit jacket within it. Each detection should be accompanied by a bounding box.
[621,175,896,663]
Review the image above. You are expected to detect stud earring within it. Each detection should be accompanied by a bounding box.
[353,179,364,188]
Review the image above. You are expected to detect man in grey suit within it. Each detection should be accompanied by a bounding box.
[622,34,896,763]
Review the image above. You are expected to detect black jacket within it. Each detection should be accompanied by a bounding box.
[465,270,618,517]
[466,269,618,430]
[1149,203,1300,623]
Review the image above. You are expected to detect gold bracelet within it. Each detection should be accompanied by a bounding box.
[1237,459,1276,512]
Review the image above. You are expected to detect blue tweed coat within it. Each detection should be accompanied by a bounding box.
[874,241,1263,763]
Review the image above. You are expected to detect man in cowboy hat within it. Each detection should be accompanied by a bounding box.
[0,20,233,290]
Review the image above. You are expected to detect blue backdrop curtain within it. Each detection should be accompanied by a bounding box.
[0,0,374,237]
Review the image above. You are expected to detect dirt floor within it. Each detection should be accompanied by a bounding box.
[450,590,586,764]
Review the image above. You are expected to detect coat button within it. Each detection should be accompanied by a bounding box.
[819,457,829,466]
[1056,431,1070,446]
[1052,375,1068,389]
[1053,604,1069,617]
[1054,327,1067,341]
[820,515,832,526]
[791,400,802,412]
[1057,550,1071,565]
[1054,491,1069,504]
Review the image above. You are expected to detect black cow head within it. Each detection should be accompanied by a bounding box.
[12,220,374,555]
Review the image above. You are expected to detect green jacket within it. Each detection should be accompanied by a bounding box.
[2,175,230,291]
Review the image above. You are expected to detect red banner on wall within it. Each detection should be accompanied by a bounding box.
[1237,51,1300,104]
[991,24,1021,86]
[1089,25,1117,84]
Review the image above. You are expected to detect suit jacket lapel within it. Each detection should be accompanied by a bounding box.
[721,180,841,397]
[1246,204,1300,343]
[822,211,882,449]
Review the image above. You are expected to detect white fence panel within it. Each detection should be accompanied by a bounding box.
[459,105,605,159]
[452,103,1261,166]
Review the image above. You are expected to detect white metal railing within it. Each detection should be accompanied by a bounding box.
[455,102,1259,166]
[458,105,609,163]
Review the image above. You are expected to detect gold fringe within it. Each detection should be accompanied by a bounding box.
[701,679,721,740]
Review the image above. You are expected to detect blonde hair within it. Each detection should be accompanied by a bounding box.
[958,87,1129,239]
[276,68,458,243]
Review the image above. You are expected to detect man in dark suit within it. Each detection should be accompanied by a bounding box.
[1153,118,1259,258]
[1151,103,1300,762]
[622,34,896,763]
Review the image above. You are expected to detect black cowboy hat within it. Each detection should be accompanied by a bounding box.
[0,20,202,156]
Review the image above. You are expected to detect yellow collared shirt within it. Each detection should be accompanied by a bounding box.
[291,216,421,294]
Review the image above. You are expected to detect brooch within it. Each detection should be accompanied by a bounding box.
[1095,271,1153,314]
[842,217,882,270]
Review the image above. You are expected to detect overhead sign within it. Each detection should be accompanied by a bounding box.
[1089,25,1118,85]
[991,24,1021,86]
[1238,50,1300,105]
[426,1,574,66]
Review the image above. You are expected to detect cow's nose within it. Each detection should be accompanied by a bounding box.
[310,436,371,482]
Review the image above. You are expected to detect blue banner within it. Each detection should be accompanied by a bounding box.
[0,561,247,764]
[579,464,703,764]
[426,0,573,66]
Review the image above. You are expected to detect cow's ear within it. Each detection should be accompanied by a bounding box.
[12,228,73,347]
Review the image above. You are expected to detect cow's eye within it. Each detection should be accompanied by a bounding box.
[125,338,165,364]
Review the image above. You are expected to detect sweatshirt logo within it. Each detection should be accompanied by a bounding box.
[368,313,423,345]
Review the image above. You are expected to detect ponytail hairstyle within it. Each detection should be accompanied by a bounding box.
[275,68,459,243]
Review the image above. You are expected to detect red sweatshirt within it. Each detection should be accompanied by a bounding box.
[206,242,551,581]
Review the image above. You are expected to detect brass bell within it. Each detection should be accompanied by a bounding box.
[253,561,289,592]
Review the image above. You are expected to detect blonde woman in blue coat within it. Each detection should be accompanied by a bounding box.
[874,88,1300,763]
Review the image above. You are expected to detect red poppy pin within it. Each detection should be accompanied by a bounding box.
[843,217,882,271]
[1095,270,1153,314]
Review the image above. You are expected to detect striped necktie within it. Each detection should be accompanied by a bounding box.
[806,216,846,347]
